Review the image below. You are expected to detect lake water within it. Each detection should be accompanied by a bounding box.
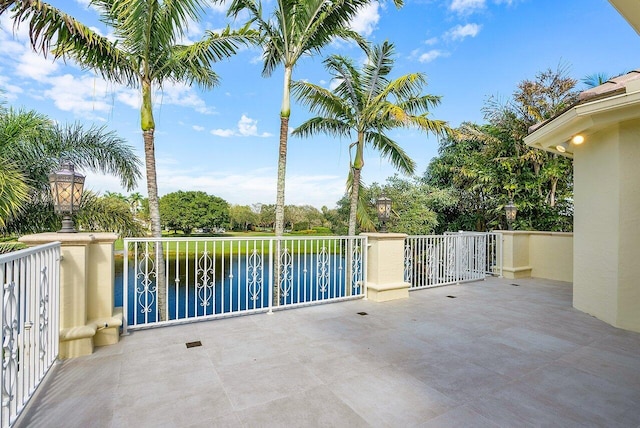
[115,253,359,326]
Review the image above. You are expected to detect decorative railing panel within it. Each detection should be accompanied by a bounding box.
[0,243,60,428]
[404,232,501,289]
[123,236,367,332]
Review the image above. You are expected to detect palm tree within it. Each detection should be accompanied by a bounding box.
[0,160,29,229]
[2,0,255,320]
[292,42,449,235]
[227,0,401,237]
[0,107,142,234]
[1,0,254,240]
[582,73,611,88]
[127,192,144,215]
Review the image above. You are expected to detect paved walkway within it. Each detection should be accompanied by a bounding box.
[17,278,640,427]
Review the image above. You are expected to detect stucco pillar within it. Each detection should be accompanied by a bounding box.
[501,231,532,279]
[573,119,640,333]
[361,233,410,302]
[19,232,122,358]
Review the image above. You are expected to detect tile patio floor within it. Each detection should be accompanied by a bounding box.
[16,277,640,427]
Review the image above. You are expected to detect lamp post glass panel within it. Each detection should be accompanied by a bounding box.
[376,196,392,233]
[505,200,517,230]
[49,162,85,233]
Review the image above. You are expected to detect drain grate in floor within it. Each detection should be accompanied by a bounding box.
[185,341,202,348]
[511,283,520,286]
[446,295,457,299]
[357,312,368,316]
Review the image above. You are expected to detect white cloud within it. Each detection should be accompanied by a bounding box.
[157,82,215,114]
[116,88,140,109]
[349,3,380,37]
[0,75,23,100]
[419,50,447,63]
[424,37,439,46]
[450,0,485,14]
[446,23,482,41]
[210,114,272,138]
[193,125,205,131]
[210,128,236,137]
[208,0,232,14]
[155,165,344,207]
[43,73,114,118]
[16,51,59,82]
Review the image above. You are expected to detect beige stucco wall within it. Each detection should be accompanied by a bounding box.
[573,119,640,332]
[501,231,573,282]
[529,233,573,283]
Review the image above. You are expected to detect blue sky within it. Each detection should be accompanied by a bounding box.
[1,0,638,208]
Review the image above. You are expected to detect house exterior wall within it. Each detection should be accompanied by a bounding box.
[573,119,640,332]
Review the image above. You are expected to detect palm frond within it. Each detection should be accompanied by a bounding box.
[291,117,351,139]
[6,0,137,86]
[366,131,416,175]
[0,158,30,228]
[49,123,142,190]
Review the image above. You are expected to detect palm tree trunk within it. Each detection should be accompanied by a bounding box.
[275,66,292,237]
[348,167,361,236]
[273,66,292,306]
[348,136,365,236]
[141,79,166,321]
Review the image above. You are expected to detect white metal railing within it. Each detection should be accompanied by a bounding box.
[444,231,503,276]
[122,236,367,332]
[404,232,501,289]
[0,243,60,428]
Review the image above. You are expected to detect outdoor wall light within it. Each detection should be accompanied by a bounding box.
[376,196,392,233]
[505,200,517,230]
[571,134,585,145]
[49,162,85,233]
[556,141,570,153]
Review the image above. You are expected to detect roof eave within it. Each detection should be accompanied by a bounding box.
[524,89,640,157]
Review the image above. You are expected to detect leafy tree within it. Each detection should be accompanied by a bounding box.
[293,42,449,235]
[229,204,257,231]
[333,174,455,235]
[159,191,229,234]
[228,0,399,237]
[257,204,275,229]
[425,66,577,232]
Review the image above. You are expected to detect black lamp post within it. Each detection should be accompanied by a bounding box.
[505,200,517,230]
[376,196,392,233]
[49,162,85,233]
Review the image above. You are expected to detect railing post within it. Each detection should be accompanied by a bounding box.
[122,239,129,335]
[268,239,273,314]
[19,233,122,358]
[361,233,410,302]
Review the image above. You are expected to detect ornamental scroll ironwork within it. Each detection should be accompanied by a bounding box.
[317,246,330,294]
[136,249,157,315]
[247,250,262,302]
[351,241,363,292]
[39,265,49,359]
[279,247,293,301]
[196,249,215,309]
[2,281,18,408]
[403,242,413,284]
